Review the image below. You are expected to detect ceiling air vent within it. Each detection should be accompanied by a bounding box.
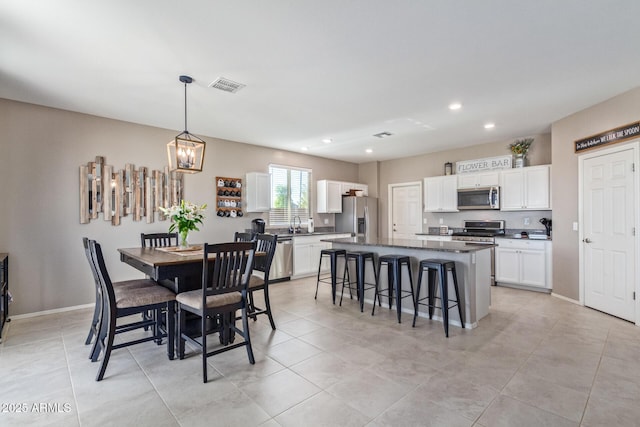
[209,77,246,93]
[373,131,393,138]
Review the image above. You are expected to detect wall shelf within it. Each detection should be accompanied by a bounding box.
[216,176,243,218]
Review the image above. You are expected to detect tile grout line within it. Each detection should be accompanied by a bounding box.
[61,332,82,427]
[127,346,182,426]
[578,325,611,426]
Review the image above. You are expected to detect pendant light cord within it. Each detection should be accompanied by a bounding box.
[184,81,188,133]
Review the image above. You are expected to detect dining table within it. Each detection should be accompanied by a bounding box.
[118,244,264,343]
[118,245,209,294]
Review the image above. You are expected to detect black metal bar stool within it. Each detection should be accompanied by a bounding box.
[341,251,378,312]
[413,259,464,337]
[315,248,347,304]
[372,255,415,323]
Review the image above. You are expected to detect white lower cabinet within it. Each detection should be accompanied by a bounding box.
[495,238,552,290]
[293,234,351,278]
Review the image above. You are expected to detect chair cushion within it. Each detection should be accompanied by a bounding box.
[113,278,158,290]
[248,275,265,289]
[176,290,242,310]
[114,284,176,308]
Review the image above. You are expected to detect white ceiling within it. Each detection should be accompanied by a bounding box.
[2,1,640,163]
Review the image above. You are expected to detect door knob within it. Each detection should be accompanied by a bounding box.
[583,238,592,243]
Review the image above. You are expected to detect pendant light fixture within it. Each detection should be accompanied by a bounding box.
[167,75,205,173]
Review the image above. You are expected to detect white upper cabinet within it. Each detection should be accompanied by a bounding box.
[424,175,458,212]
[500,165,551,211]
[317,180,369,213]
[316,180,343,213]
[245,172,271,212]
[457,171,500,189]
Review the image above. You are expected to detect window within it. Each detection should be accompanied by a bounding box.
[269,164,310,226]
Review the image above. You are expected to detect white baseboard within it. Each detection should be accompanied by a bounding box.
[10,303,94,320]
[551,292,582,305]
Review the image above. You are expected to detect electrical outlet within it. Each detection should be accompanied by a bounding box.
[573,221,578,231]
[524,217,530,226]
[423,218,427,224]
[439,218,444,225]
[324,218,329,225]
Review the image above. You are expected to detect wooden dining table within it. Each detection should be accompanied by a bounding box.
[118,245,208,293]
[118,244,262,344]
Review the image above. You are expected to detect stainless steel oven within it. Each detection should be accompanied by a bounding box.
[452,220,505,286]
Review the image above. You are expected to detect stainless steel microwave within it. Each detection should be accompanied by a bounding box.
[457,186,500,210]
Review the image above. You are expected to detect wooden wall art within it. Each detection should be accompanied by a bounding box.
[80,156,184,225]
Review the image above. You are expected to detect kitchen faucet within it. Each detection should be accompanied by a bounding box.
[289,216,301,234]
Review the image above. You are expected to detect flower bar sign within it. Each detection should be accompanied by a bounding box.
[575,121,640,153]
[456,155,512,174]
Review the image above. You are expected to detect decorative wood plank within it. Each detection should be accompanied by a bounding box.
[103,164,113,221]
[145,173,154,224]
[80,165,89,224]
[124,163,134,216]
[112,170,122,226]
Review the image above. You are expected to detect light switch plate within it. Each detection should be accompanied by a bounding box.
[573,221,578,231]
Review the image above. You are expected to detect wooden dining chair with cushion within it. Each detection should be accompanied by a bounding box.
[141,232,179,248]
[140,232,179,329]
[246,233,278,329]
[176,241,256,383]
[88,239,176,381]
[233,231,254,242]
[82,237,157,360]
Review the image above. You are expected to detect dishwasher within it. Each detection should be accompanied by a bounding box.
[269,236,293,282]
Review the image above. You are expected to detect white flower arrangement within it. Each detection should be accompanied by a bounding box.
[159,200,207,246]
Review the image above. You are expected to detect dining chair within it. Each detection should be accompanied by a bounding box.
[82,237,157,359]
[245,233,278,329]
[141,232,179,248]
[87,239,176,381]
[233,231,254,242]
[140,232,179,329]
[176,241,256,383]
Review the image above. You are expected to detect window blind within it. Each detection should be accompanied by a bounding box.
[269,165,310,226]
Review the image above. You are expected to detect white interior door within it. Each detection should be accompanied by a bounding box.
[581,145,636,322]
[389,182,422,239]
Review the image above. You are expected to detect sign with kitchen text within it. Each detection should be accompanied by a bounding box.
[456,155,512,174]
[575,121,640,153]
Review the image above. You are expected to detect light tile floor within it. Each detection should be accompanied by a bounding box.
[1,277,640,426]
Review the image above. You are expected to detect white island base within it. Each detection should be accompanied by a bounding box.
[323,237,493,329]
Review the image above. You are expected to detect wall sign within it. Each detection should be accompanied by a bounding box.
[456,155,512,174]
[575,121,640,153]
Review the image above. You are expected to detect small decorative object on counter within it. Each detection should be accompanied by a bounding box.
[509,138,534,168]
[159,200,207,248]
[308,218,314,233]
[444,162,453,175]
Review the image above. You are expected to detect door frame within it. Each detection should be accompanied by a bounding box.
[387,181,422,238]
[578,139,640,325]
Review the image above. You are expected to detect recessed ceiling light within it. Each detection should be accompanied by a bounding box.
[365,148,373,153]
[449,102,462,110]
[322,138,332,144]
[301,147,308,151]
[484,123,495,129]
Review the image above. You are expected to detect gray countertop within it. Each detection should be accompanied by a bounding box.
[322,236,495,253]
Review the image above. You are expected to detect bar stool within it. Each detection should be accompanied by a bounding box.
[413,259,464,337]
[372,255,415,323]
[341,251,378,312]
[315,248,347,304]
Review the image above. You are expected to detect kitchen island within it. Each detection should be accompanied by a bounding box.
[321,236,494,329]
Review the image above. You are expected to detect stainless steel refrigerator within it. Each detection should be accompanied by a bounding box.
[335,196,378,239]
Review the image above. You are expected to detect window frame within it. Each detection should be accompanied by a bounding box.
[268,164,312,226]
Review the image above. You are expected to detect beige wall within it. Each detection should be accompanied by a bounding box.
[375,134,552,238]
[551,87,640,300]
[0,98,358,315]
